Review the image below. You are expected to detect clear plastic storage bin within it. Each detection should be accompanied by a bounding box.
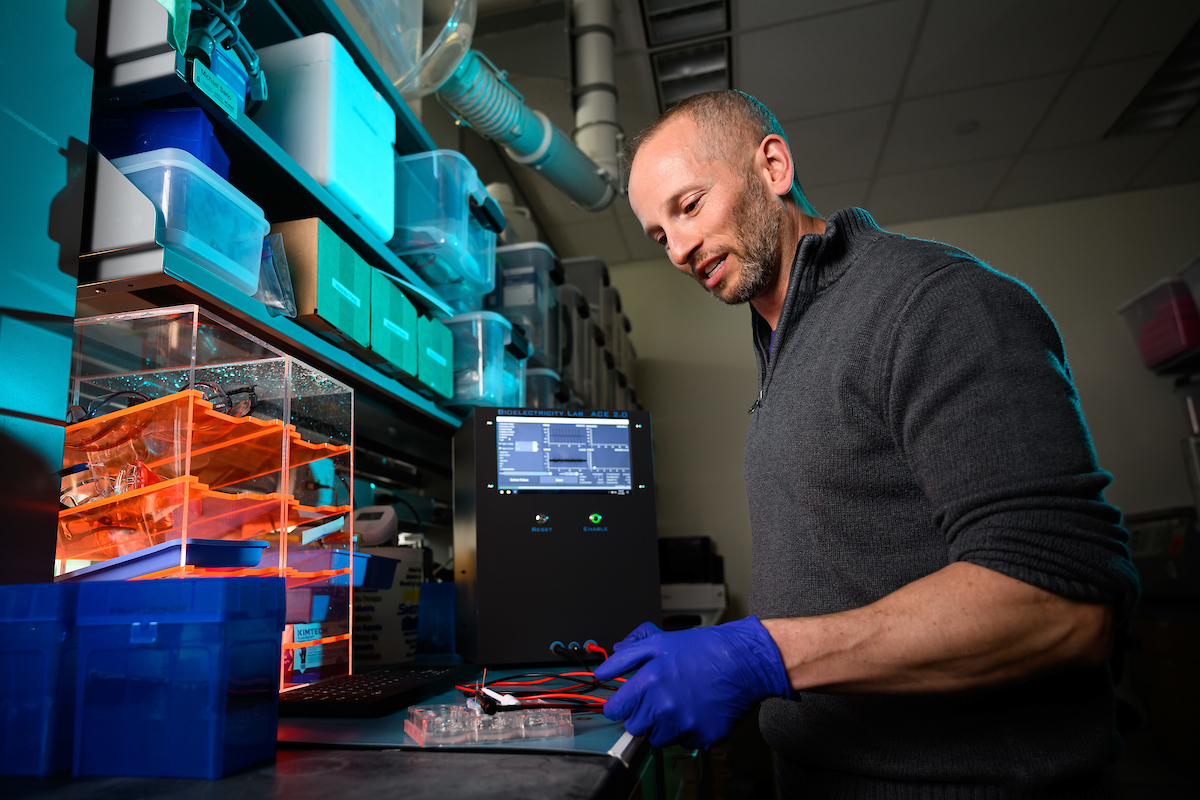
[0,583,78,777]
[1118,278,1200,369]
[487,243,562,370]
[445,311,528,407]
[73,578,285,779]
[526,368,565,409]
[391,150,500,310]
[112,148,268,296]
[561,257,611,324]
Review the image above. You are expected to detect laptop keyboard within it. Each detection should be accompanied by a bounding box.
[278,664,480,718]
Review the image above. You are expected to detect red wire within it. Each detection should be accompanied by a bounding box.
[519,693,607,703]
[585,643,609,659]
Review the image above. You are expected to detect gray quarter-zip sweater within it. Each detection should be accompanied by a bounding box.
[745,209,1139,796]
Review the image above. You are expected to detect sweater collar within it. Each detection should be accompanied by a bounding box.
[753,207,883,338]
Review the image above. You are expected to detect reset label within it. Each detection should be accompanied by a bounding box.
[383,318,410,340]
[191,59,238,119]
[332,278,362,308]
[426,347,447,367]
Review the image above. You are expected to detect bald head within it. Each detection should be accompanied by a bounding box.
[627,90,810,210]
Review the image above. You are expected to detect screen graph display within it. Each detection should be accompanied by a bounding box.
[495,416,632,492]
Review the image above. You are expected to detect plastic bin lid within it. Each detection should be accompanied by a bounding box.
[447,309,514,330]
[110,147,266,223]
[76,576,285,626]
[0,582,78,623]
[526,368,561,380]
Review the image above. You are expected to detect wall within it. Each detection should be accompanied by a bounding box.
[609,181,1200,621]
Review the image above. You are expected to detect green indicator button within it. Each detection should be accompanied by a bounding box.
[589,513,603,524]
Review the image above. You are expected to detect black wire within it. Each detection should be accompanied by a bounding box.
[390,496,425,538]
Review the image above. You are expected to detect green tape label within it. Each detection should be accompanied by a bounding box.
[425,347,447,367]
[192,59,238,119]
[383,318,411,340]
[331,278,362,308]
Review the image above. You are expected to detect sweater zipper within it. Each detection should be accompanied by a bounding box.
[748,390,762,415]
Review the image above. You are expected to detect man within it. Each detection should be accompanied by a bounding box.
[593,91,1139,797]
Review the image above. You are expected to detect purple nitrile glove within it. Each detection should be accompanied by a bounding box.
[593,616,791,749]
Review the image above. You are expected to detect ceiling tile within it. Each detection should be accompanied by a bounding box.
[1028,57,1163,150]
[866,159,1012,226]
[880,75,1063,174]
[548,217,632,264]
[989,134,1172,210]
[1129,126,1200,189]
[1085,0,1200,65]
[805,180,870,217]
[736,0,923,121]
[905,0,1113,97]
[782,105,892,186]
[735,0,881,30]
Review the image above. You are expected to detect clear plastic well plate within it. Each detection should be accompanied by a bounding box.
[404,703,574,747]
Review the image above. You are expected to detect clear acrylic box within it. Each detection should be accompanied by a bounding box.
[59,305,354,689]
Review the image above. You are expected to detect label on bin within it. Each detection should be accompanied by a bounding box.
[331,278,362,308]
[383,318,410,340]
[191,59,238,119]
[425,347,447,367]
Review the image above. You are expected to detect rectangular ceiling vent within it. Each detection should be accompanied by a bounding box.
[1108,19,1200,136]
[652,39,731,110]
[640,0,728,48]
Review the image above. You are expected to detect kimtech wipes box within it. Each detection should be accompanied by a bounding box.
[353,547,423,668]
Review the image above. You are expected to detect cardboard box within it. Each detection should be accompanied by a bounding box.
[418,316,453,399]
[273,218,371,349]
[367,268,418,380]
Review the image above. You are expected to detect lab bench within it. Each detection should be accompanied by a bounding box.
[0,741,665,800]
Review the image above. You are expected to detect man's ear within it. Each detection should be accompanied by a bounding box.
[756,134,795,197]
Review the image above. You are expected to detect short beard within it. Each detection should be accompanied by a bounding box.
[711,167,784,305]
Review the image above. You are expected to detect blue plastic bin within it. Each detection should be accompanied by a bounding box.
[416,581,454,655]
[93,107,231,179]
[73,578,285,779]
[0,583,79,776]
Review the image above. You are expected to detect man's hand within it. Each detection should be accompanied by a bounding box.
[593,617,791,749]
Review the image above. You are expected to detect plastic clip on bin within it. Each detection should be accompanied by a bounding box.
[391,150,506,311]
[73,578,286,780]
[525,367,567,409]
[445,311,531,407]
[1118,278,1200,370]
[558,284,593,406]
[0,583,79,777]
[486,243,564,371]
[111,148,269,296]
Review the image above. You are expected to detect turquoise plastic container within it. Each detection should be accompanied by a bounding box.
[0,583,79,776]
[73,578,285,779]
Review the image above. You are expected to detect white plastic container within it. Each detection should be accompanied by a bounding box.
[445,310,527,407]
[111,147,268,296]
[391,150,498,311]
[253,33,396,242]
[487,243,561,371]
